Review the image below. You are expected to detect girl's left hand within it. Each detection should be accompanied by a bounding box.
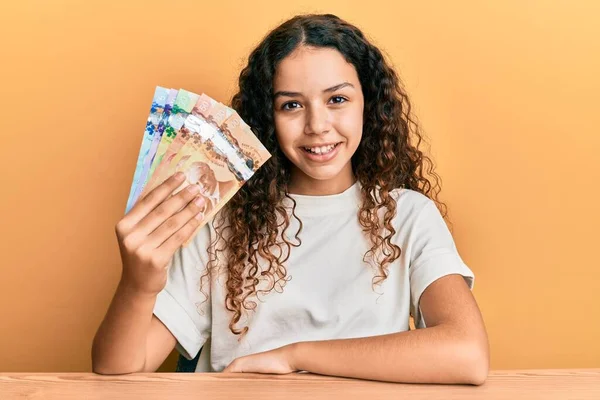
[223,345,298,374]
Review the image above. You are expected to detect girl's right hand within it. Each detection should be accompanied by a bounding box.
[114,172,206,296]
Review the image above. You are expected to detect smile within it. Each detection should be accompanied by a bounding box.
[302,142,341,155]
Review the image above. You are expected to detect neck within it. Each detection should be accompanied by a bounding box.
[287,167,356,196]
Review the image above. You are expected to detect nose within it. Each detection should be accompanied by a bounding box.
[304,104,331,135]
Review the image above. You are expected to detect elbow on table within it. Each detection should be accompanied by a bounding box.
[461,342,490,386]
[92,362,144,375]
[91,348,145,375]
[92,364,119,376]
[91,356,132,375]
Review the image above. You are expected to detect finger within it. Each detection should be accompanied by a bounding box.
[135,183,202,237]
[121,172,187,232]
[151,195,206,251]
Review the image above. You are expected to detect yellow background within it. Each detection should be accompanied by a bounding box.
[0,0,598,372]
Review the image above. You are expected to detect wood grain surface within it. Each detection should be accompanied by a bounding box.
[1,369,598,399]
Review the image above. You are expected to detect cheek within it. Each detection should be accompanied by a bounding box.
[274,114,303,149]
[335,108,363,143]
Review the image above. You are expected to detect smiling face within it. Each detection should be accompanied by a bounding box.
[273,46,364,195]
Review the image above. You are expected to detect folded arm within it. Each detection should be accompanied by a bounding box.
[290,274,490,385]
[225,274,489,385]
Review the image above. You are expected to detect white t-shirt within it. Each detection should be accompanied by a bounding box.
[153,182,474,372]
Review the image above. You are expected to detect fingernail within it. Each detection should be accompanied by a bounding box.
[195,196,205,206]
[175,172,185,180]
[187,185,200,193]
[195,212,204,220]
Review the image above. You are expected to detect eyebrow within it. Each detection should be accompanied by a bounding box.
[273,82,355,99]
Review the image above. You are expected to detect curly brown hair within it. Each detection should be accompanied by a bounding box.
[204,13,447,338]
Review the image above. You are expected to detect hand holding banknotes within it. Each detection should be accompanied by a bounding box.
[91,88,271,375]
[124,87,271,249]
[115,172,205,296]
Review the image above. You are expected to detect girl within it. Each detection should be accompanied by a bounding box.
[92,14,489,385]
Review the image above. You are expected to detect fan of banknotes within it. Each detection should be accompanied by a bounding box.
[125,86,271,244]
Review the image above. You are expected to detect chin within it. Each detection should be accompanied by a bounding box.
[299,165,347,182]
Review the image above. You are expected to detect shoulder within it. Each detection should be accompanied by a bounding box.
[384,188,451,243]
[389,187,435,217]
[363,185,439,227]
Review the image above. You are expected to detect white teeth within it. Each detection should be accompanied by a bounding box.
[305,144,336,154]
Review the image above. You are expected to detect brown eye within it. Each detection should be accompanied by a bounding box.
[282,101,301,110]
[329,96,347,104]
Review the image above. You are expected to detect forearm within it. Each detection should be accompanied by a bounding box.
[91,281,156,374]
[291,324,489,385]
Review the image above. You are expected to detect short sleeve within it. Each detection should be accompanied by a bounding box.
[408,199,474,328]
[153,225,212,360]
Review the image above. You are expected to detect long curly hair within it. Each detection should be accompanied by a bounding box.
[205,13,447,337]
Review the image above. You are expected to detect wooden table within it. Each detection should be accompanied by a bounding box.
[1,369,599,399]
